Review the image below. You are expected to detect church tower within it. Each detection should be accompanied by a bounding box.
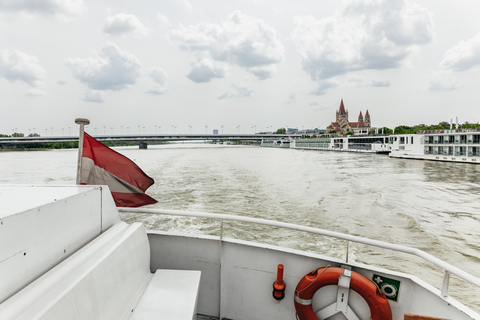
[358,111,363,123]
[336,99,348,127]
[364,110,371,126]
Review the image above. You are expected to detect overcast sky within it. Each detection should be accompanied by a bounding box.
[1,0,480,135]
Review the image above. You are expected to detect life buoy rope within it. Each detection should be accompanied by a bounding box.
[294,267,392,320]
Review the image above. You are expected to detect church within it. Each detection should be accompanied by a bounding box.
[326,99,371,135]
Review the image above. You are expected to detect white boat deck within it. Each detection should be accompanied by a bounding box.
[0,185,479,319]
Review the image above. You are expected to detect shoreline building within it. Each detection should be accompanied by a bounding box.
[326,99,371,135]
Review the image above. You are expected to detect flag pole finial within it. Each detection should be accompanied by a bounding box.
[75,118,90,185]
[75,118,90,126]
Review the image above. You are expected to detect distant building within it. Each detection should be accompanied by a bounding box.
[213,129,219,134]
[326,99,371,135]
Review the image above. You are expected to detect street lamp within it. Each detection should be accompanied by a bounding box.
[205,125,208,134]
[189,125,192,134]
[221,125,224,134]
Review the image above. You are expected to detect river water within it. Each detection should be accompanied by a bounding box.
[1,144,479,312]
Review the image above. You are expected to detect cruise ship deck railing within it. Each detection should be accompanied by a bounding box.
[119,207,480,297]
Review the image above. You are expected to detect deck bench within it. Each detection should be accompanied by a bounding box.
[0,221,201,320]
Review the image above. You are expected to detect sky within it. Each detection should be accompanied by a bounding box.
[1,0,480,136]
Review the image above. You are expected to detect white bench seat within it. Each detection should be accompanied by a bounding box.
[131,269,201,320]
[0,221,201,320]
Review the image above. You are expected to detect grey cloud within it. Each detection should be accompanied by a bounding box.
[171,10,284,82]
[104,13,148,37]
[146,67,168,95]
[83,90,107,103]
[285,93,296,104]
[0,50,46,87]
[187,57,226,83]
[310,80,338,96]
[428,72,462,92]
[218,84,252,99]
[25,88,46,96]
[293,0,434,93]
[440,33,480,72]
[371,80,391,87]
[0,0,86,20]
[65,42,142,91]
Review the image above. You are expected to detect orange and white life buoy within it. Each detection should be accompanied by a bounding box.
[294,267,392,320]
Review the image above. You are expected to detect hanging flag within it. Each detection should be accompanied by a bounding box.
[79,132,157,207]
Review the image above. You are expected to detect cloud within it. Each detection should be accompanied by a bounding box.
[349,76,390,87]
[171,10,284,82]
[371,80,391,87]
[65,42,142,92]
[440,32,480,72]
[218,83,253,99]
[187,56,226,83]
[26,88,46,96]
[285,92,296,104]
[292,0,433,90]
[0,0,86,20]
[156,13,170,26]
[428,72,463,92]
[311,79,338,95]
[103,13,148,37]
[146,67,168,95]
[84,89,107,103]
[0,50,46,87]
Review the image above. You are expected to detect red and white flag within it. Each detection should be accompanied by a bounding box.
[80,132,158,207]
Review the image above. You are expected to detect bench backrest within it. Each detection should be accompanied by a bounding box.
[0,222,151,320]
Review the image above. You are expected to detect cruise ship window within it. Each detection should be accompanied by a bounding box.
[411,137,414,144]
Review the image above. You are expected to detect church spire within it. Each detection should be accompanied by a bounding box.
[339,99,346,115]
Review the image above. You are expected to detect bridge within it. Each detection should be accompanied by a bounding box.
[0,133,299,149]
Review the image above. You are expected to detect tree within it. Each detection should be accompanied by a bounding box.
[274,128,286,134]
[393,126,406,134]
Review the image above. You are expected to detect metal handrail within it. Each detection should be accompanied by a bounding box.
[118,207,480,296]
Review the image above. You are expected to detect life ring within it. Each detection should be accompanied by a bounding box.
[294,267,392,320]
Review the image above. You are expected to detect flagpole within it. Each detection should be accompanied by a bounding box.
[75,118,90,185]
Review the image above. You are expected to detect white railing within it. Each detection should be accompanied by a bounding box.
[119,207,480,297]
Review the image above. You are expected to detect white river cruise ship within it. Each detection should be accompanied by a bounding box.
[389,129,480,164]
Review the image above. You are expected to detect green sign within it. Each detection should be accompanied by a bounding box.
[373,274,401,302]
